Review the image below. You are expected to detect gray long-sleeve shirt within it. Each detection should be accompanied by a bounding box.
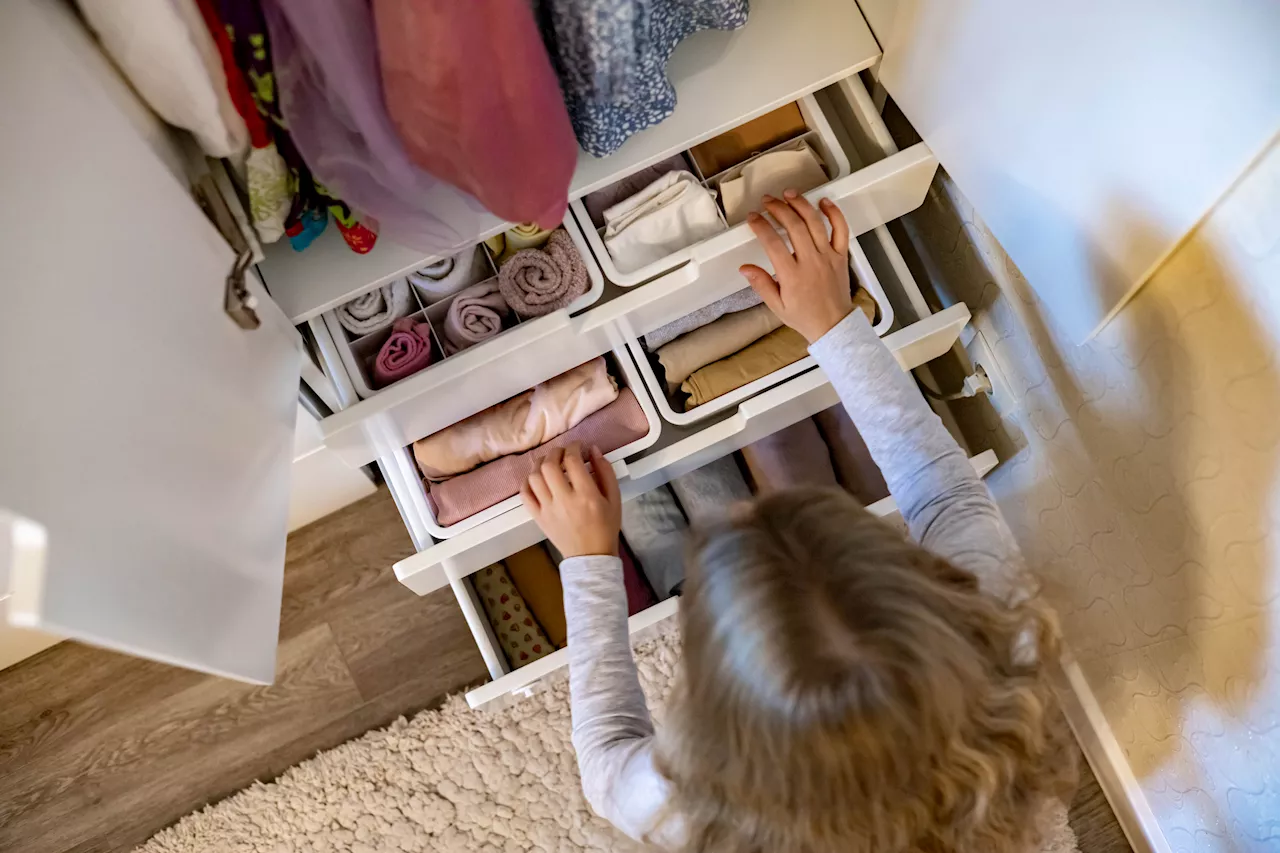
[558,310,1027,846]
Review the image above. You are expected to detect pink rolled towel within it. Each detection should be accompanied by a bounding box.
[442,281,511,354]
[498,229,589,318]
[372,317,434,387]
[426,387,651,526]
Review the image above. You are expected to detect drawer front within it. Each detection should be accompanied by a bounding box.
[455,448,999,711]
[391,303,971,595]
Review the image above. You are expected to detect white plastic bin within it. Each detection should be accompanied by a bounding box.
[627,240,893,427]
[321,216,604,400]
[572,94,851,288]
[405,343,662,539]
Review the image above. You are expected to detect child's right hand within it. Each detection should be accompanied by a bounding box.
[738,191,855,344]
[520,444,622,560]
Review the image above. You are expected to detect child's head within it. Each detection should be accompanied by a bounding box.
[656,487,1077,853]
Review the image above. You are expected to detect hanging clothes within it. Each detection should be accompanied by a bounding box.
[261,0,498,255]
[76,0,249,160]
[373,0,576,229]
[535,0,751,157]
[216,0,377,253]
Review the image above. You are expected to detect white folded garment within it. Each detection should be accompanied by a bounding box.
[602,171,727,274]
[720,139,829,226]
[408,245,486,302]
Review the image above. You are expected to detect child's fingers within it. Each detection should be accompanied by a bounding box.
[739,264,782,314]
[746,210,797,276]
[526,471,551,506]
[589,445,621,508]
[539,447,572,498]
[563,444,597,495]
[783,191,830,255]
[821,198,850,256]
[762,196,817,260]
[519,480,540,513]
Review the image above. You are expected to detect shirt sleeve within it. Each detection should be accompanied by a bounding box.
[807,310,1028,602]
[559,554,676,846]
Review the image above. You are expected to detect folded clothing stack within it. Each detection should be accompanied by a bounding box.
[473,562,555,669]
[689,102,810,177]
[504,544,567,648]
[719,138,829,226]
[601,170,727,274]
[741,417,839,493]
[415,356,651,527]
[415,356,618,481]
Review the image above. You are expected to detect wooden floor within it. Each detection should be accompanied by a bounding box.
[0,488,1132,853]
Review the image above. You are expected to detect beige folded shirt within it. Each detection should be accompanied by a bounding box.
[656,303,783,391]
[414,356,618,480]
[719,139,830,226]
[681,326,810,409]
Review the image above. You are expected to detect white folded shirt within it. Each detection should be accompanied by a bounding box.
[602,171,728,274]
[720,139,830,226]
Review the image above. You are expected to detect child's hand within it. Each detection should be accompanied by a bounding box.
[739,191,854,344]
[520,444,621,559]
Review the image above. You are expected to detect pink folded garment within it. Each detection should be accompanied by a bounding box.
[620,538,658,615]
[372,317,434,387]
[741,417,839,494]
[813,405,889,505]
[426,388,650,526]
[414,356,618,481]
[498,230,589,318]
[442,281,511,355]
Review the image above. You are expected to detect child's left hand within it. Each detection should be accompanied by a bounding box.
[520,444,621,559]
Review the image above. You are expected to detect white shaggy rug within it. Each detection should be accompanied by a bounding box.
[136,619,1079,852]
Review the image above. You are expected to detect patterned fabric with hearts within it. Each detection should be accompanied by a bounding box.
[473,563,554,668]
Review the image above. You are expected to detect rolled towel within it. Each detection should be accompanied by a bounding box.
[426,388,651,526]
[414,356,618,480]
[335,278,413,336]
[499,229,589,317]
[621,485,689,598]
[504,545,567,648]
[681,326,810,410]
[473,562,553,669]
[441,281,511,355]
[407,245,485,301]
[656,303,784,391]
[643,287,762,350]
[372,317,434,387]
[602,170,726,274]
[719,139,830,226]
[741,418,839,494]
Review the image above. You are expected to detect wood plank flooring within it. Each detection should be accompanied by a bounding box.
[0,488,1131,853]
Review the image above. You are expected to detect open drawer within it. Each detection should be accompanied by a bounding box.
[625,238,894,426]
[398,345,661,540]
[456,447,999,712]
[311,217,612,469]
[573,94,851,287]
[390,302,971,595]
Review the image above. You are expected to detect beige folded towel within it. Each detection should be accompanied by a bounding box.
[720,139,830,226]
[656,303,784,391]
[681,326,810,409]
[414,356,618,480]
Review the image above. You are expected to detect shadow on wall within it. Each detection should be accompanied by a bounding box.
[891,150,1279,846]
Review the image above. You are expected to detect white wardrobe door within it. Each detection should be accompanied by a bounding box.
[0,0,300,683]
[880,0,1280,341]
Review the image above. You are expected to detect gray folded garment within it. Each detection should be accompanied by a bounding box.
[335,278,413,336]
[668,455,753,524]
[407,246,484,301]
[643,286,763,350]
[621,485,690,597]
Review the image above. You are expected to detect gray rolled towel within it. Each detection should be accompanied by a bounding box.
[335,278,413,336]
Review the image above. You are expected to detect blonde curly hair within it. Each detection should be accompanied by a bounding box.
[655,487,1077,853]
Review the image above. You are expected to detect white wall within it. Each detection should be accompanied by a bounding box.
[902,139,1280,852]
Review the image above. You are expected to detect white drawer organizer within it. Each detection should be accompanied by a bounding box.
[318,219,604,401]
[572,94,850,288]
[295,71,979,707]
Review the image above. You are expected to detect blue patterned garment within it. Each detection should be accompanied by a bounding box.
[535,0,750,158]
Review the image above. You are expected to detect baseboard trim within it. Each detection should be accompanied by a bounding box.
[1054,649,1171,853]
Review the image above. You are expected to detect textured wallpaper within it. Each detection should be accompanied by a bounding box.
[896,141,1279,852]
